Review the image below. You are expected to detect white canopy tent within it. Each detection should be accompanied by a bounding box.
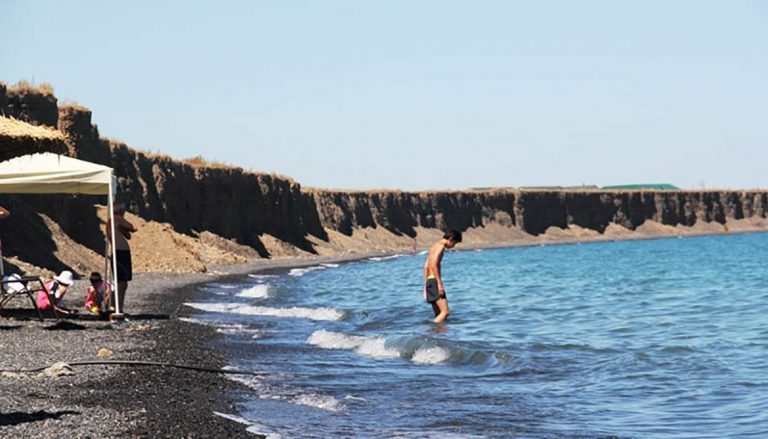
[0,152,124,315]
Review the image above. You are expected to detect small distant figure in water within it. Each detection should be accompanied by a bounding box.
[423,229,462,323]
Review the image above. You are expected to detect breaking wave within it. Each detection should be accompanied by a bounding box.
[236,284,270,299]
[184,302,345,321]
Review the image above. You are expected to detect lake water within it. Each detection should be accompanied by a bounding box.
[184,232,768,438]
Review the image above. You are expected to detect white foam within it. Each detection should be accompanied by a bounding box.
[248,273,277,280]
[179,317,261,337]
[178,317,205,325]
[216,323,262,338]
[292,393,344,412]
[288,266,325,277]
[184,302,345,321]
[321,263,340,268]
[412,347,450,365]
[307,329,400,359]
[213,412,281,439]
[228,373,344,413]
[209,283,240,289]
[368,254,404,262]
[237,284,270,299]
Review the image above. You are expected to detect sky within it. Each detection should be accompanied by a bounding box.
[1,1,766,190]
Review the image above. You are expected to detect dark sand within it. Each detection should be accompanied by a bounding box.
[0,255,371,438]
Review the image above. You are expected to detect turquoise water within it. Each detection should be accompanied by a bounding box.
[185,232,768,438]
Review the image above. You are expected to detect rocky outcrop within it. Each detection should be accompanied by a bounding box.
[5,83,58,128]
[0,83,8,116]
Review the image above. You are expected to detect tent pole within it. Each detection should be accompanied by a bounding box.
[108,178,122,316]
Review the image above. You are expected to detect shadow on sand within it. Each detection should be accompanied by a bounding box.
[0,410,80,427]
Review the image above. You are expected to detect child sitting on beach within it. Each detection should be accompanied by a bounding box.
[84,272,112,314]
[36,270,76,315]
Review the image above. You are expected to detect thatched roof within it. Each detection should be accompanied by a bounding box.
[0,116,68,162]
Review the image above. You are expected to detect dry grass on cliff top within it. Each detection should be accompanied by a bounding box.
[304,187,515,195]
[0,116,68,161]
[59,100,90,112]
[9,80,55,96]
[0,116,65,142]
[182,155,239,170]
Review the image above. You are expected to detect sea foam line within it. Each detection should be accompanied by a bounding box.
[307,329,400,359]
[228,373,345,413]
[236,284,270,299]
[288,266,326,277]
[178,317,262,338]
[184,302,345,321]
[213,411,282,438]
[307,330,451,365]
[368,254,405,262]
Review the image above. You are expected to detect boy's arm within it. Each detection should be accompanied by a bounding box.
[118,216,137,232]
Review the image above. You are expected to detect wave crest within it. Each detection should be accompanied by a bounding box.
[307,329,400,359]
[184,302,345,321]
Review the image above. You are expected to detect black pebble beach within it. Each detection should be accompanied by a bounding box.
[0,270,257,438]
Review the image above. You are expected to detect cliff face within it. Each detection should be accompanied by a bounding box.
[2,84,767,273]
[5,84,58,128]
[110,144,327,254]
[311,191,517,237]
[517,190,766,235]
[0,83,8,115]
[311,190,768,237]
[55,105,328,255]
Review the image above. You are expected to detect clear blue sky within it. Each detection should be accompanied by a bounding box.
[2,1,766,190]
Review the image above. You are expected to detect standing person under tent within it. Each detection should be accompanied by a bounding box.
[105,203,137,316]
[0,205,9,277]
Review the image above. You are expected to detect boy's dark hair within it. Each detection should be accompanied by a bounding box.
[444,229,463,243]
[89,272,102,282]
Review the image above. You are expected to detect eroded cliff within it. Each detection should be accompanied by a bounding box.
[2,83,767,274]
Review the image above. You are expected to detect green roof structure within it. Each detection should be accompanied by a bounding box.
[601,184,680,190]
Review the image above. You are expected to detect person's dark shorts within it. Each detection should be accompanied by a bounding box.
[425,278,446,303]
[114,249,133,282]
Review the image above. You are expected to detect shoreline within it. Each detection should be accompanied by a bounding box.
[2,230,766,437]
[0,252,380,438]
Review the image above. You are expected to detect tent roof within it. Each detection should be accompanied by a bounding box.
[0,152,113,195]
[0,116,68,162]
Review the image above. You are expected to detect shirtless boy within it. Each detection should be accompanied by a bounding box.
[423,229,462,323]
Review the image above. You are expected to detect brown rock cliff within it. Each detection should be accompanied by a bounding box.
[2,84,767,274]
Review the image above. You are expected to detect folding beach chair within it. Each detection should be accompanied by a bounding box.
[0,274,49,321]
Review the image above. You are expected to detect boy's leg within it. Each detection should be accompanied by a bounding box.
[433,298,449,323]
[116,281,127,313]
